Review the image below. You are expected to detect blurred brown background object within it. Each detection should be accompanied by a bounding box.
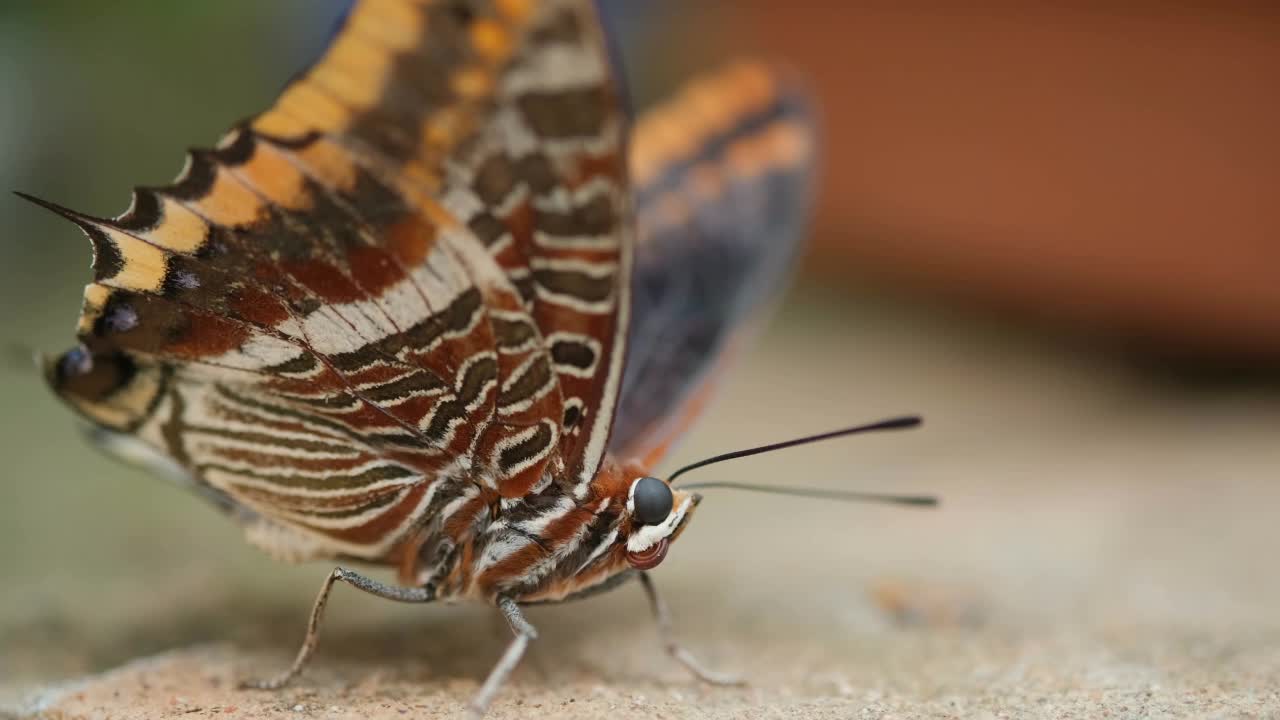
[718,3,1280,359]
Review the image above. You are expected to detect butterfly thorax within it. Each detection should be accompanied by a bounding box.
[395,457,697,604]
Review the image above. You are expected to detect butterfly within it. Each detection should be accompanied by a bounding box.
[20,0,929,714]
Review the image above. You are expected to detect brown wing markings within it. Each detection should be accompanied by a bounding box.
[207,385,372,448]
[520,169,629,489]
[162,373,450,558]
[291,3,462,157]
[207,383,453,479]
[196,458,416,493]
[29,200,453,463]
[216,131,448,373]
[429,236,545,490]
[212,383,363,438]
[218,129,510,467]
[71,289,395,440]
[253,2,532,196]
[187,147,413,355]
[17,192,324,341]
[242,130,481,392]
[436,216,565,496]
[157,151,503,460]
[74,353,437,561]
[250,0,431,140]
[146,154,388,358]
[65,275,494,472]
[28,204,388,408]
[438,1,628,492]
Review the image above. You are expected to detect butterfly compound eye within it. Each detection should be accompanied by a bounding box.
[632,476,673,525]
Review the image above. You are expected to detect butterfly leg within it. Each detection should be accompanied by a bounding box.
[470,596,537,716]
[639,571,744,686]
[242,566,434,691]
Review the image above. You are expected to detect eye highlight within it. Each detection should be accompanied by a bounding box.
[631,476,673,525]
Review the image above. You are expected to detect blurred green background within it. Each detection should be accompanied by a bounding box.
[0,0,344,679]
[2,2,1278,712]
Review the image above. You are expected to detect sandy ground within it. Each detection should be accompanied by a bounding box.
[4,295,1279,718]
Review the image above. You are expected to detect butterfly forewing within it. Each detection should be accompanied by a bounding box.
[611,63,816,464]
[41,0,629,564]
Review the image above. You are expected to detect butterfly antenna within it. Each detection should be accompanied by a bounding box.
[668,415,920,483]
[667,415,936,508]
[673,481,937,507]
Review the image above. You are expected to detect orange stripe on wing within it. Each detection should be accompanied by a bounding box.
[179,158,270,228]
[221,134,314,212]
[631,62,786,188]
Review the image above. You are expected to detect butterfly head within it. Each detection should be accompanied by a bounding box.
[622,475,700,570]
[607,417,936,577]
